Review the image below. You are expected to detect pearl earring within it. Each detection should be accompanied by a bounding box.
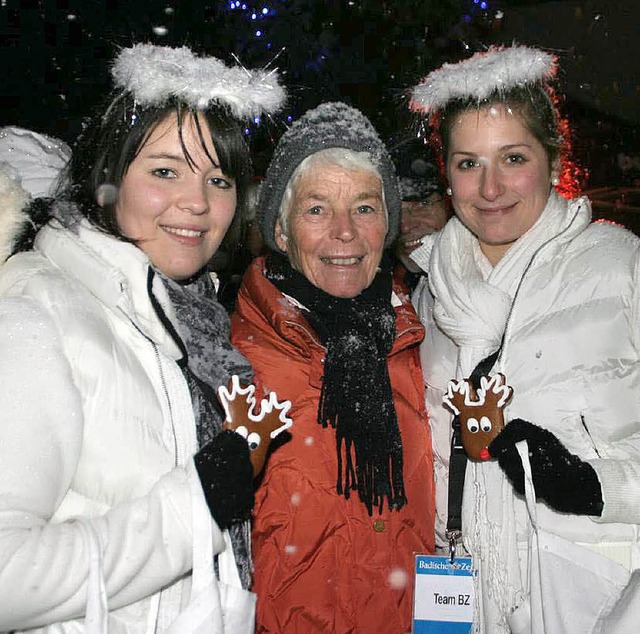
[446,187,452,196]
[552,176,559,186]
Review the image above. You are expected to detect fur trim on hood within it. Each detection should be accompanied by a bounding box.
[0,163,31,265]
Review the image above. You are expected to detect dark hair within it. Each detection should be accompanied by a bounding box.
[57,91,253,249]
[437,83,562,170]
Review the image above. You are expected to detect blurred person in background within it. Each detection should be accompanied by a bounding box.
[391,138,448,290]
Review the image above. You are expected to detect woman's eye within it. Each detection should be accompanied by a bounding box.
[152,167,177,179]
[209,176,233,189]
[506,154,526,165]
[457,159,478,170]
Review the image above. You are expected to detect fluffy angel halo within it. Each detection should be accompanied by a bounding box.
[410,45,556,115]
[111,43,286,119]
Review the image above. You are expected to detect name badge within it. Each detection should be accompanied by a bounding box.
[412,555,474,633]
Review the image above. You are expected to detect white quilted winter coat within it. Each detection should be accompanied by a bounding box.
[412,193,640,632]
[0,172,248,632]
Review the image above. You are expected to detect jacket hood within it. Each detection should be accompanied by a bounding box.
[0,126,71,198]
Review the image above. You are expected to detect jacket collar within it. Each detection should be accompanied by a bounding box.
[35,219,183,359]
[409,192,592,276]
[240,256,424,355]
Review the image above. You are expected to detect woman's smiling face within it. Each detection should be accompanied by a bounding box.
[275,163,387,298]
[446,104,557,265]
[114,112,237,281]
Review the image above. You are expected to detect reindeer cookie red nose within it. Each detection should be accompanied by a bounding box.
[442,373,514,462]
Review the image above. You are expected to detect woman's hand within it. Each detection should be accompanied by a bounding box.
[194,430,255,529]
[488,418,604,516]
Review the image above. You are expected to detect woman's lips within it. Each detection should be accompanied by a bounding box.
[320,256,364,266]
[161,225,206,245]
[476,203,517,215]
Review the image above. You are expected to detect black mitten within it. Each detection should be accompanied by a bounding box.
[488,418,603,516]
[194,430,255,529]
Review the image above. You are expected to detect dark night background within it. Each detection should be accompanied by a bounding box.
[1,0,638,191]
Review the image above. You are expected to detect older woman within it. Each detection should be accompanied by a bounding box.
[231,102,435,633]
[0,43,285,632]
[409,45,640,633]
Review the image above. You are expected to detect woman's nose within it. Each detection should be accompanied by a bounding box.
[330,210,356,241]
[179,183,208,214]
[480,166,505,201]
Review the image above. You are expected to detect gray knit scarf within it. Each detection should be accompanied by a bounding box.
[155,269,254,589]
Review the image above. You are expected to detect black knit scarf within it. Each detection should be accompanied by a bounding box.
[266,252,407,515]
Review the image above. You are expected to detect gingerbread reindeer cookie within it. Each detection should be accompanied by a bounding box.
[218,375,293,476]
[443,373,513,461]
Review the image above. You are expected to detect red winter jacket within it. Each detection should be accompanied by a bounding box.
[231,257,435,634]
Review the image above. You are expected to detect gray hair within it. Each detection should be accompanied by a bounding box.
[277,147,387,236]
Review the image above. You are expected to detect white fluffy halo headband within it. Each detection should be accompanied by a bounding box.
[111,43,286,119]
[409,45,557,115]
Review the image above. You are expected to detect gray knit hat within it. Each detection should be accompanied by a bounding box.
[258,102,401,253]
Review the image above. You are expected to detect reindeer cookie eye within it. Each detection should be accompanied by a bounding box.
[235,425,249,439]
[480,416,492,432]
[466,418,480,434]
[247,432,262,451]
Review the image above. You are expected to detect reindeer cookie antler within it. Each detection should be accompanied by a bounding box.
[443,373,513,461]
[218,375,293,476]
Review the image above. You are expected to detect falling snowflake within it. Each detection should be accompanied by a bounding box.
[387,567,408,590]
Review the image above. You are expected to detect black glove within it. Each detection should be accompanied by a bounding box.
[488,418,603,516]
[194,430,255,529]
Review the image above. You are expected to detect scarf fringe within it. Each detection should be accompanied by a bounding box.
[336,434,407,516]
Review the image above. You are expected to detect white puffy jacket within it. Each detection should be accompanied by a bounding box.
[412,195,640,631]
[0,216,235,632]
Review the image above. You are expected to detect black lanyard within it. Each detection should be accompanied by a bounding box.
[446,349,500,562]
